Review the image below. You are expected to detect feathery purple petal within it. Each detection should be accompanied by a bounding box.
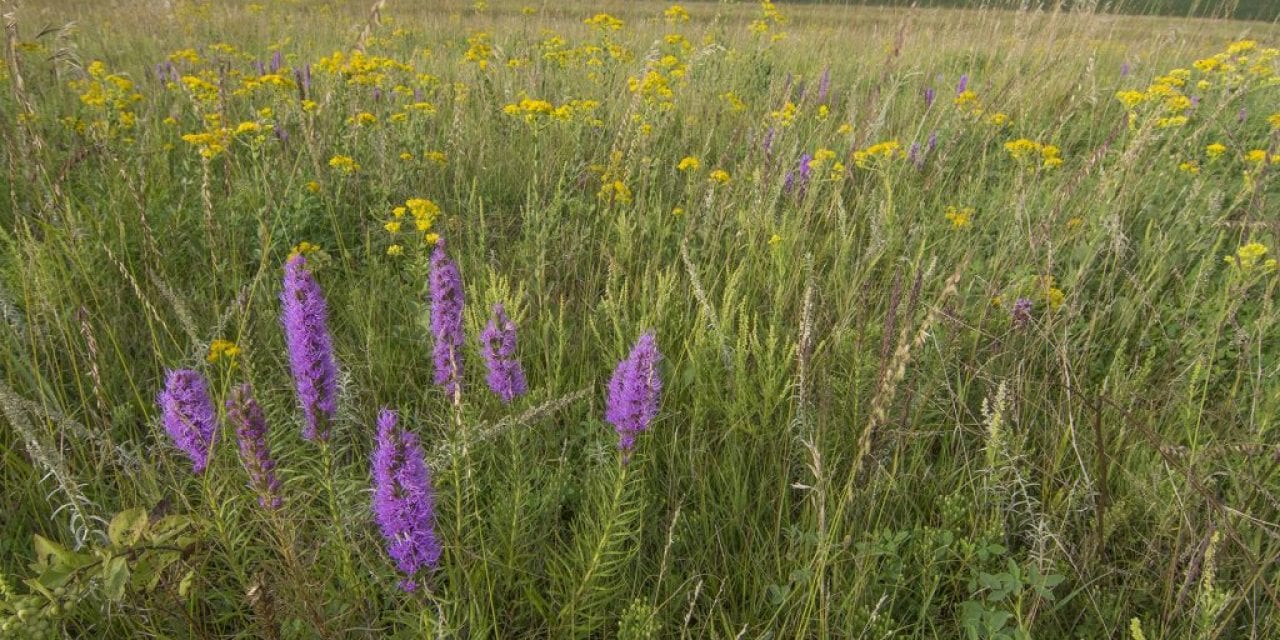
[605,332,662,462]
[157,369,218,474]
[226,384,283,510]
[479,303,527,403]
[281,254,339,441]
[372,409,441,592]
[429,240,465,400]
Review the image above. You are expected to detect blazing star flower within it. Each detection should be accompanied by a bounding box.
[269,50,283,74]
[430,239,465,400]
[605,332,663,462]
[924,86,936,107]
[479,303,528,403]
[157,369,218,474]
[1120,61,1131,77]
[281,254,339,441]
[817,66,831,103]
[1011,297,1033,329]
[372,409,441,592]
[226,384,282,510]
[784,153,813,195]
[957,74,968,94]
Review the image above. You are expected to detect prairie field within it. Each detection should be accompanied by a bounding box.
[2,0,1280,637]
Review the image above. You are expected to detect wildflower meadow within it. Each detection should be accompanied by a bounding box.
[2,0,1279,637]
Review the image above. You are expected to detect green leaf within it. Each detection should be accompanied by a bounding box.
[147,515,194,543]
[103,555,130,602]
[109,508,149,548]
[178,569,196,599]
[31,534,71,572]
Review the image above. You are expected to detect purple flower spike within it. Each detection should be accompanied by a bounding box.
[924,87,936,107]
[270,50,283,74]
[281,254,339,441]
[429,239,465,400]
[226,384,283,510]
[785,153,813,195]
[1120,61,1131,77]
[605,332,663,462]
[1011,297,1033,329]
[957,74,968,94]
[817,66,831,104]
[253,59,266,76]
[157,369,218,474]
[763,126,776,155]
[372,409,441,592]
[908,142,923,168]
[479,303,527,403]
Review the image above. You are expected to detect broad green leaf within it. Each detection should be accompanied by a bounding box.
[103,555,130,601]
[109,507,149,548]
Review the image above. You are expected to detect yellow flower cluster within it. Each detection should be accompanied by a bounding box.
[584,13,624,31]
[1003,139,1062,169]
[664,4,690,23]
[316,49,414,86]
[207,339,242,364]
[1224,242,1277,274]
[463,31,494,70]
[852,140,903,168]
[328,154,360,174]
[708,169,731,184]
[502,97,602,126]
[384,198,441,255]
[677,156,701,171]
[945,205,974,229]
[749,1,788,42]
[66,60,143,141]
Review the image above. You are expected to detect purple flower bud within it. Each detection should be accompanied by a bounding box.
[372,86,383,102]
[957,74,968,94]
[226,384,283,510]
[605,332,662,462]
[479,303,527,403]
[784,153,812,195]
[372,409,441,592]
[281,254,339,441]
[156,369,218,474]
[924,87,936,107]
[927,130,938,152]
[270,50,283,74]
[1011,297,1033,329]
[429,239,465,400]
[908,142,923,168]
[154,62,167,83]
[817,66,831,104]
[1120,61,1130,77]
[253,60,265,76]
[295,64,312,98]
[762,126,776,155]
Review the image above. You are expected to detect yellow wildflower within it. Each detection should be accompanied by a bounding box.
[328,154,360,173]
[709,169,731,184]
[206,339,241,364]
[1205,143,1227,158]
[944,205,973,229]
[677,156,701,171]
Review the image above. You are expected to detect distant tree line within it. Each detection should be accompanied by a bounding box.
[785,0,1279,22]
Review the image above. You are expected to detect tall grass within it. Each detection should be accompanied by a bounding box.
[1,0,1278,637]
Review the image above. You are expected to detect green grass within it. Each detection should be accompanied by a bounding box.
[2,0,1279,637]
